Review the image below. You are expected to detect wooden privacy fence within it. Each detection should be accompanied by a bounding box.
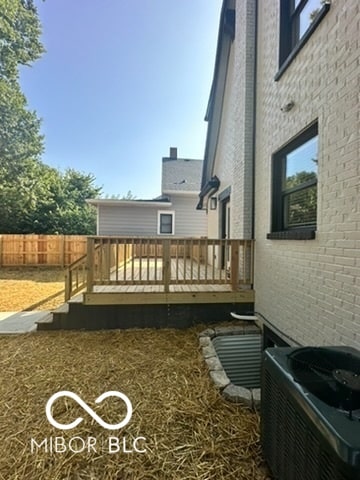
[0,234,87,267]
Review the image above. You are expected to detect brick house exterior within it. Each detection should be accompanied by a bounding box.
[198,0,360,347]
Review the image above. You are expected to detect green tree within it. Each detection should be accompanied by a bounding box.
[1,165,102,234]
[39,169,102,235]
[0,0,44,81]
[104,190,137,200]
[0,157,49,232]
[0,0,102,235]
[0,80,43,163]
[0,0,46,230]
[285,171,317,228]
[0,0,45,162]
[121,190,137,200]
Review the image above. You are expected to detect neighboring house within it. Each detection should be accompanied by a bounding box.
[198,0,360,348]
[88,148,207,237]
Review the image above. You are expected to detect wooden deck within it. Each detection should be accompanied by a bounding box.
[83,258,253,305]
[66,237,254,306]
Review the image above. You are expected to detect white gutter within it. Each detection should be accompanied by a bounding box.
[162,190,199,196]
[86,199,172,207]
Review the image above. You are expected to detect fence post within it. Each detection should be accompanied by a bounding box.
[162,239,171,293]
[60,235,65,268]
[87,237,95,293]
[230,240,239,291]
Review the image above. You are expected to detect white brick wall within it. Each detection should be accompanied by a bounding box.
[254,0,360,347]
[211,43,236,239]
[209,0,256,240]
[232,0,256,239]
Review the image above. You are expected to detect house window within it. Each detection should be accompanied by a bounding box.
[158,211,174,235]
[276,0,330,80]
[268,123,318,240]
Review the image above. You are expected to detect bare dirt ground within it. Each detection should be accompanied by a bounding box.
[0,328,271,480]
[0,267,66,311]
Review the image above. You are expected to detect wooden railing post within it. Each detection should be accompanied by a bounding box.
[230,240,239,291]
[162,239,171,293]
[87,237,95,293]
[102,239,111,280]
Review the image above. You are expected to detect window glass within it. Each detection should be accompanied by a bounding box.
[299,0,323,38]
[283,134,318,229]
[160,214,173,234]
[285,183,317,228]
[270,123,318,236]
[285,136,318,189]
[278,0,330,75]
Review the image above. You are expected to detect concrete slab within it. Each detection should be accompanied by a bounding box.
[0,311,49,334]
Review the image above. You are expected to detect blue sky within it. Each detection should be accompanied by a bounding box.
[20,0,222,199]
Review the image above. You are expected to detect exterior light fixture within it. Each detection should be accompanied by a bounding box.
[210,197,217,210]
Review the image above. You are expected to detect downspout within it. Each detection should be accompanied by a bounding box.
[251,0,258,240]
[96,205,100,235]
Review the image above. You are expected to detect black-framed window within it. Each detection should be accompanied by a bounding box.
[268,123,318,240]
[158,211,174,235]
[277,0,330,80]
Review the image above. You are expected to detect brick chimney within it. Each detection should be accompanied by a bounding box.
[169,147,177,159]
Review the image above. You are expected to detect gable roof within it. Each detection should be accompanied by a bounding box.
[162,154,203,194]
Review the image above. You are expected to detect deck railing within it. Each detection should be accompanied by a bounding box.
[64,241,134,300]
[84,237,254,294]
[65,253,87,301]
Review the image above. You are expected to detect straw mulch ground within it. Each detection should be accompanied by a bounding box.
[0,267,65,311]
[0,328,271,480]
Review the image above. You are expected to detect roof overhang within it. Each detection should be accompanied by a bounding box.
[86,199,172,208]
[199,0,235,196]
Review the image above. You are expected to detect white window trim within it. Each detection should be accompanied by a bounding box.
[157,210,175,235]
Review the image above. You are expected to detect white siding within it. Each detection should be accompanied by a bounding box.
[170,195,208,237]
[98,205,159,236]
[98,195,207,237]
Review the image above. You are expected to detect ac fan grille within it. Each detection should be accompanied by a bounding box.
[262,368,351,480]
